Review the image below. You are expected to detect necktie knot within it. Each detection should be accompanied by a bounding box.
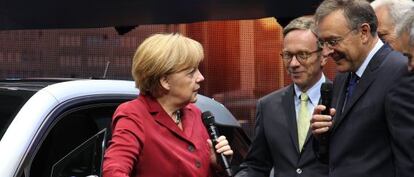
[347,72,360,98]
[300,93,309,102]
[349,72,359,85]
[343,72,360,112]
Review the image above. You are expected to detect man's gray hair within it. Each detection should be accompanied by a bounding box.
[283,16,322,54]
[371,0,414,32]
[397,9,414,46]
[315,0,378,36]
[283,16,316,36]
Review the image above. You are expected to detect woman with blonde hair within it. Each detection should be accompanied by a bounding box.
[103,33,233,177]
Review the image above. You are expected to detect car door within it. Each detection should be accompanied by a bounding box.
[17,96,134,177]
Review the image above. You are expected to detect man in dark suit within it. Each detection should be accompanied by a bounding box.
[235,16,329,177]
[311,0,414,177]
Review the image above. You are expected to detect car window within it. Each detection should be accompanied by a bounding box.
[28,105,116,177]
[50,129,106,177]
[0,89,35,140]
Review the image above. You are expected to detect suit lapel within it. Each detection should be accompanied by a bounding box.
[331,74,348,132]
[332,44,392,132]
[281,85,300,153]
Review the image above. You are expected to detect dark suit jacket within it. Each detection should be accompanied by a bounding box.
[235,84,328,177]
[325,44,414,177]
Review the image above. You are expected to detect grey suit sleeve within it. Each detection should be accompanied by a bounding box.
[385,72,414,176]
[235,99,273,177]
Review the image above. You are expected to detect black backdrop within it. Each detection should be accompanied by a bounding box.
[0,0,322,31]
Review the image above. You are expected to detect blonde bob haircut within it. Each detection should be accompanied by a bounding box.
[132,33,204,97]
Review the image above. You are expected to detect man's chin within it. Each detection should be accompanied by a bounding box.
[292,79,304,86]
[291,73,304,80]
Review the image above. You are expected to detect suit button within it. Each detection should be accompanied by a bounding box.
[195,160,201,168]
[296,168,302,174]
[188,145,195,152]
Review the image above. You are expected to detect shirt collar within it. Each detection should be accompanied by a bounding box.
[294,74,326,105]
[355,39,384,77]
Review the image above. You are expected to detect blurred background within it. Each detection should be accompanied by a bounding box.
[0,17,338,137]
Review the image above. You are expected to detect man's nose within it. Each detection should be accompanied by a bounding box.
[289,56,301,66]
[321,46,334,57]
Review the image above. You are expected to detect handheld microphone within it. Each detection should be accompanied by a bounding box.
[318,82,333,164]
[202,111,233,177]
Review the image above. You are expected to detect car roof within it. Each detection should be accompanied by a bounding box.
[0,78,79,91]
[0,79,239,126]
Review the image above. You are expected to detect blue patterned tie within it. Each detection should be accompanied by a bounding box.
[343,73,359,111]
[347,73,359,99]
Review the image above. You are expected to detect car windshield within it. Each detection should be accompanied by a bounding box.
[0,88,35,139]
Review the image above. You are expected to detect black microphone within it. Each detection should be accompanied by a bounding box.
[202,111,232,177]
[317,82,333,164]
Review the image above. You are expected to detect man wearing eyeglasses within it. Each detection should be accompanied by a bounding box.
[310,0,414,177]
[235,16,329,177]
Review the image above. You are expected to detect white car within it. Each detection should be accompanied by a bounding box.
[0,79,250,177]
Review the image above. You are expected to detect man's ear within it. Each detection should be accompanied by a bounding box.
[360,23,371,43]
[160,76,170,91]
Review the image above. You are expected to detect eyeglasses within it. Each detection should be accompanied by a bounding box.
[318,29,355,48]
[280,49,321,63]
